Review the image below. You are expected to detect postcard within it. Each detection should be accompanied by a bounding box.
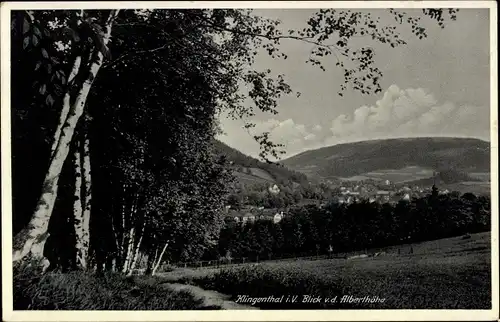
[1,1,498,321]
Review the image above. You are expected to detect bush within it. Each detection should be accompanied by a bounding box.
[13,263,209,310]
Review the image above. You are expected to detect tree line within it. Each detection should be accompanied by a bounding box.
[10,8,460,275]
[210,189,490,262]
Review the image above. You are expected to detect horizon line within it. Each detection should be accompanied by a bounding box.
[218,135,491,162]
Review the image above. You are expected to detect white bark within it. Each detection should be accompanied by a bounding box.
[126,221,146,276]
[74,131,91,269]
[81,132,92,266]
[122,227,135,273]
[151,248,159,269]
[50,56,81,159]
[12,10,121,264]
[73,139,86,268]
[121,191,139,273]
[151,242,169,276]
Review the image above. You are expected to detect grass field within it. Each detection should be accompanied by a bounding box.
[364,166,435,183]
[13,266,215,310]
[167,232,491,309]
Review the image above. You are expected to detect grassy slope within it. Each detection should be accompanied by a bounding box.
[13,267,219,310]
[213,140,309,186]
[182,232,491,309]
[281,137,490,180]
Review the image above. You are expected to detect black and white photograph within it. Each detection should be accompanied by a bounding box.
[1,1,498,321]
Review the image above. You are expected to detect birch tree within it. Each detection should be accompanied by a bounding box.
[12,9,120,266]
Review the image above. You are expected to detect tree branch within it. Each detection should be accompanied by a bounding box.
[199,19,341,52]
[102,44,169,69]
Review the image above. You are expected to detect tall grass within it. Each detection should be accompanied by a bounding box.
[186,233,491,309]
[13,263,212,310]
[185,265,347,309]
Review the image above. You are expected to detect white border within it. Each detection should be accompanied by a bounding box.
[1,1,498,321]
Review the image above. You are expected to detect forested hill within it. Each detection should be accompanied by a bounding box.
[213,140,309,185]
[281,137,490,180]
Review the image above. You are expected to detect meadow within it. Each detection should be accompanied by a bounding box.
[168,232,491,309]
[13,265,216,310]
[13,232,491,310]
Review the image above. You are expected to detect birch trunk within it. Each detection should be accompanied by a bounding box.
[145,247,158,275]
[122,227,135,273]
[121,191,139,273]
[74,129,91,269]
[12,10,120,265]
[73,138,86,268]
[80,130,92,268]
[126,221,146,276]
[151,242,169,276]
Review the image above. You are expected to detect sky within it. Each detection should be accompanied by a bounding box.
[216,8,491,160]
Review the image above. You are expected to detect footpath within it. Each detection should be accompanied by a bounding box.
[162,283,259,310]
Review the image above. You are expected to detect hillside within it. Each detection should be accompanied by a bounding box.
[281,137,490,183]
[213,140,309,186]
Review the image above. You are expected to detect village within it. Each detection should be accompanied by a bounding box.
[224,179,452,224]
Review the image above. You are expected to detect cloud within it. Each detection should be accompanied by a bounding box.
[217,116,323,159]
[327,84,489,144]
[254,118,321,156]
[313,125,323,132]
[218,84,489,159]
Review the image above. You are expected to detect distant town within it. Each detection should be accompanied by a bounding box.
[224,178,454,224]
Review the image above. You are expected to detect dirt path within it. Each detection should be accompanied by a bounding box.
[162,283,258,310]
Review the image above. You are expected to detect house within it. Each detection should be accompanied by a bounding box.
[273,211,284,223]
[375,190,390,202]
[242,214,256,223]
[268,184,280,194]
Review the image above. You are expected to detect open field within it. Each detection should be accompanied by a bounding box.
[340,167,492,189]
[469,172,491,181]
[161,232,491,309]
[442,182,491,195]
[362,166,435,183]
